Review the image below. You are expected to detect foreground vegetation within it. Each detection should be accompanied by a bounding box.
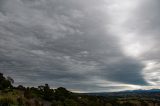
[1,73,160,106]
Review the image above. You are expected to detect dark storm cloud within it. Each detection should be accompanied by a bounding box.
[100,58,147,85]
[0,0,149,92]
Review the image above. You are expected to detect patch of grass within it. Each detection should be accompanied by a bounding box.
[0,89,25,105]
[0,97,15,105]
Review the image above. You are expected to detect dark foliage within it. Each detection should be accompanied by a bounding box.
[0,73,13,90]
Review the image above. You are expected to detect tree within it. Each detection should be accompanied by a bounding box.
[54,87,72,101]
[0,73,5,81]
[7,76,14,84]
[38,84,54,101]
[0,73,12,90]
[17,85,26,91]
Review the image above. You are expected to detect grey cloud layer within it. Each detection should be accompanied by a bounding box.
[0,0,149,92]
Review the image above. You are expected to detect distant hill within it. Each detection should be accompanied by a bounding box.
[85,89,160,99]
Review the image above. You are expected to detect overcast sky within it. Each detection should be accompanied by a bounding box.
[0,0,160,92]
